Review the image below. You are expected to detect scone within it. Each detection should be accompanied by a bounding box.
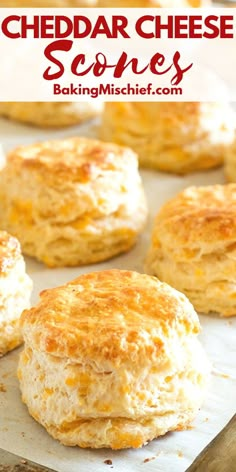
[0,144,5,171]
[18,269,210,449]
[0,231,32,356]
[100,102,235,174]
[0,102,102,129]
[0,1,95,6]
[0,137,147,267]
[98,0,207,6]
[146,184,236,317]
[225,134,236,182]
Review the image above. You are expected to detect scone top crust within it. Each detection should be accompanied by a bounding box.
[21,270,199,364]
[106,102,217,131]
[7,137,137,183]
[152,184,236,247]
[0,231,21,275]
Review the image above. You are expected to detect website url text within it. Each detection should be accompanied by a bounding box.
[53,83,183,98]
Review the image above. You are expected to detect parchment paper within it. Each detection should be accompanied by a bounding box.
[0,117,235,472]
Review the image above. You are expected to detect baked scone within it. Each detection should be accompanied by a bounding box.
[0,137,147,267]
[146,184,236,317]
[225,134,236,183]
[0,231,32,356]
[0,1,95,6]
[18,269,210,449]
[100,102,235,174]
[0,102,102,129]
[98,0,207,6]
[0,144,5,171]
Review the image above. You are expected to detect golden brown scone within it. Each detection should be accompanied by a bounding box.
[0,1,95,5]
[146,184,236,317]
[225,133,236,182]
[0,231,32,356]
[0,144,5,171]
[18,269,210,449]
[97,0,208,6]
[100,102,235,174]
[0,102,102,129]
[0,137,147,267]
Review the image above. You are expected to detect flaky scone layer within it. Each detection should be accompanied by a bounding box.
[101,102,235,174]
[146,184,236,316]
[98,0,206,6]
[0,137,147,267]
[0,231,32,356]
[18,270,210,448]
[225,133,236,183]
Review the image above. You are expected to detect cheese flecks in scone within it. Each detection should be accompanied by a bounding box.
[146,184,236,316]
[0,231,32,356]
[101,102,235,174]
[18,270,210,449]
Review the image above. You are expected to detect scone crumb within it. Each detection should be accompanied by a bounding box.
[0,383,6,392]
[177,451,183,458]
[104,459,113,465]
[143,457,156,463]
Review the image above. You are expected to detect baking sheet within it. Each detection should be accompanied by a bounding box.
[0,116,236,472]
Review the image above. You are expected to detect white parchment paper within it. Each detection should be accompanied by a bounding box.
[0,117,235,472]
